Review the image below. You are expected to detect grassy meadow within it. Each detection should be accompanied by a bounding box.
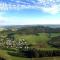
[0,32,60,60]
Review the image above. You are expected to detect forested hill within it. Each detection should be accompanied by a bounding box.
[16,25,60,34]
[0,25,60,34]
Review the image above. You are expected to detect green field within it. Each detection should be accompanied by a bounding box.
[0,33,60,60]
[15,33,60,49]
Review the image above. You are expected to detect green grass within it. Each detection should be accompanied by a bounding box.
[0,33,60,60]
[0,50,10,60]
[51,33,60,37]
[32,57,60,60]
[14,33,60,49]
[15,33,49,44]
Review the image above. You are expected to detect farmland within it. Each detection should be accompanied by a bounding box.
[0,25,60,60]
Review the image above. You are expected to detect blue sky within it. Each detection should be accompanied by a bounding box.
[0,0,60,25]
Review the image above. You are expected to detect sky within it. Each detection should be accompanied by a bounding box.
[0,0,60,25]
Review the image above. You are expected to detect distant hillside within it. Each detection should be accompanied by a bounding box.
[0,25,60,34]
[0,25,60,29]
[16,25,60,35]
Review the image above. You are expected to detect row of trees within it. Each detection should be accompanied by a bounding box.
[8,47,60,58]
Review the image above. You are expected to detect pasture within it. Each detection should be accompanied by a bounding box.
[0,33,60,60]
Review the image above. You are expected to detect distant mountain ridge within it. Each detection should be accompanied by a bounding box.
[0,25,60,33]
[0,25,60,29]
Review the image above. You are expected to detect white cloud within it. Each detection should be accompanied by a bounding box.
[41,4,60,14]
[36,0,60,14]
[0,0,60,14]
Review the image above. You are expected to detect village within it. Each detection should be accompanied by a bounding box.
[0,32,30,50]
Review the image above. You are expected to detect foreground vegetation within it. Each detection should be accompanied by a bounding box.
[1,49,60,60]
[0,25,60,60]
[0,33,60,60]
